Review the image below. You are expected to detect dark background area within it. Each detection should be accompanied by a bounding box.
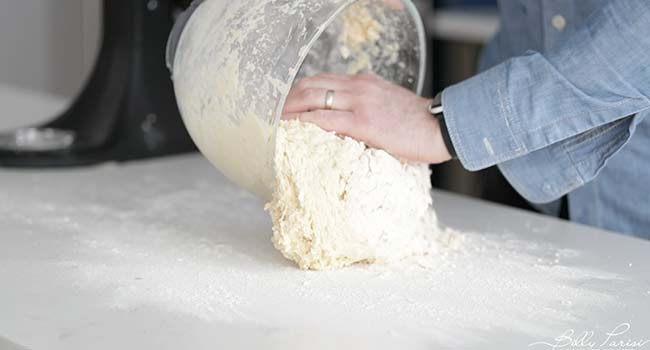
[422,0,536,212]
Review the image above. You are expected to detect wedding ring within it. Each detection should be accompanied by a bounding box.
[324,90,335,110]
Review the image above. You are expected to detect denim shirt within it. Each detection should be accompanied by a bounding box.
[441,1,650,238]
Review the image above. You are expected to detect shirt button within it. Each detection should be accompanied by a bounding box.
[552,15,567,31]
[543,183,553,193]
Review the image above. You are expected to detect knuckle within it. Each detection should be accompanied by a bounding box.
[333,113,352,133]
[320,73,338,80]
[366,83,382,94]
[297,88,309,99]
[350,95,372,110]
[295,79,310,91]
[301,88,319,100]
[312,109,327,120]
[357,73,376,81]
[351,111,369,130]
[353,80,373,92]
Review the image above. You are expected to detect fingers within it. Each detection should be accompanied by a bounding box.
[293,77,353,93]
[283,110,354,136]
[280,72,386,138]
[283,73,387,114]
[283,89,355,113]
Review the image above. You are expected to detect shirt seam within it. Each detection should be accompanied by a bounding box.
[508,104,647,141]
[498,73,526,154]
[562,118,629,151]
[562,121,630,184]
[561,141,587,185]
[570,133,626,180]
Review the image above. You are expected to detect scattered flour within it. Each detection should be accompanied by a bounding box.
[62,224,620,347]
[266,120,455,270]
[7,157,623,347]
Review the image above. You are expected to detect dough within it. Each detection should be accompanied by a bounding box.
[265,120,443,270]
[338,0,401,74]
[339,0,383,74]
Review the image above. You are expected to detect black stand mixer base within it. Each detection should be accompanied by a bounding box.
[0,0,196,168]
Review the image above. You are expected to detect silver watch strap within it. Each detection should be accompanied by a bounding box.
[428,103,444,116]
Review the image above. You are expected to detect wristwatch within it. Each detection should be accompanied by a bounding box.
[428,92,458,160]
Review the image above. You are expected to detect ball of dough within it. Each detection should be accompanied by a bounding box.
[265,120,442,270]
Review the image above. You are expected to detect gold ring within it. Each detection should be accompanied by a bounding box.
[325,90,335,110]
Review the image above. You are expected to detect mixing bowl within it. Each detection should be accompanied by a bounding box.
[167,0,426,200]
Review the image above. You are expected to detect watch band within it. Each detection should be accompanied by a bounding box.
[428,93,444,115]
[428,93,457,160]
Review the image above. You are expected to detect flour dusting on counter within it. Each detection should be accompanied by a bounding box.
[0,157,632,349]
[62,222,620,346]
[9,157,624,347]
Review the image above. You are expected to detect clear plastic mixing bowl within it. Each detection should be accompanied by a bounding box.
[167,0,426,200]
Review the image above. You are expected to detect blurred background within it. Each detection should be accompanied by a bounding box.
[420,0,534,212]
[0,0,531,212]
[0,0,101,98]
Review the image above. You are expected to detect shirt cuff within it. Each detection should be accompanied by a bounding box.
[497,115,637,203]
[441,63,527,171]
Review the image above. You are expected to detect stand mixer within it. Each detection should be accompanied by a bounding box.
[0,0,196,167]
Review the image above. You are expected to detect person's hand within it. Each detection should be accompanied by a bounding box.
[281,73,453,164]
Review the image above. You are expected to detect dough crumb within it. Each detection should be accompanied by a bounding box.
[340,0,384,73]
[265,120,452,270]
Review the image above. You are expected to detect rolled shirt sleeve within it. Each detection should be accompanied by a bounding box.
[441,1,650,203]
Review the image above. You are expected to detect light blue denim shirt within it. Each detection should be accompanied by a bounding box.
[441,1,650,238]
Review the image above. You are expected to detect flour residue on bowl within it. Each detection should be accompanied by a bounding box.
[172,0,423,200]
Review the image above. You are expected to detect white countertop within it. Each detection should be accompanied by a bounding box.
[0,85,648,350]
